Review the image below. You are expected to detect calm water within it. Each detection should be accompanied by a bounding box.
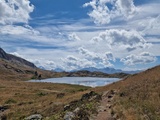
[30,77,120,87]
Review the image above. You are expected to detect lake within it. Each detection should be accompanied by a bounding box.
[30,77,120,87]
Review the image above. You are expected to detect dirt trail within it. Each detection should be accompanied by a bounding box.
[40,89,61,93]
[95,90,116,120]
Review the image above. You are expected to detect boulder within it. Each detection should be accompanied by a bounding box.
[25,114,42,120]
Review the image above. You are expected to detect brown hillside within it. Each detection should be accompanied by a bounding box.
[94,65,160,120]
[0,58,65,81]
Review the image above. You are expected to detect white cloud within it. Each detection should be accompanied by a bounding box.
[142,15,160,36]
[10,52,23,58]
[105,52,115,61]
[91,29,151,52]
[121,52,157,65]
[115,0,136,18]
[83,0,111,25]
[68,33,81,41]
[79,47,113,68]
[61,55,96,71]
[83,0,137,25]
[0,25,39,35]
[0,0,34,25]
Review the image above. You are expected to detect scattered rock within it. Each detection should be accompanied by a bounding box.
[25,114,42,120]
[64,112,75,120]
[63,91,101,120]
[81,91,101,101]
[73,107,80,114]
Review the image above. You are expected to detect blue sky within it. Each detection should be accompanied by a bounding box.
[0,0,160,71]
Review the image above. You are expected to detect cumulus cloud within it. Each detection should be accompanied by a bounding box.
[115,0,136,18]
[143,15,160,36]
[91,29,151,51]
[83,0,136,25]
[68,33,81,41]
[62,55,95,71]
[121,52,157,65]
[79,47,113,67]
[105,52,115,61]
[0,0,34,25]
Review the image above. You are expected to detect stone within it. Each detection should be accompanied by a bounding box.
[64,112,75,120]
[73,107,80,114]
[25,114,42,120]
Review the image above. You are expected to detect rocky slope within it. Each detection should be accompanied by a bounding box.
[0,48,36,68]
[0,48,63,81]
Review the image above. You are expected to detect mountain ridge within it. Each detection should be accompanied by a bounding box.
[0,48,36,68]
[53,67,141,74]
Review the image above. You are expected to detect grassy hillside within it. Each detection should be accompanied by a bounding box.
[94,65,160,120]
[0,58,67,81]
[1,52,160,119]
[0,58,91,119]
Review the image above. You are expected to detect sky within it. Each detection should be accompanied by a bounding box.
[0,0,160,71]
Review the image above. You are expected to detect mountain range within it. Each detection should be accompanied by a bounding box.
[53,67,141,74]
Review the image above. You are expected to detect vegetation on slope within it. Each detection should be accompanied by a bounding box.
[94,65,160,120]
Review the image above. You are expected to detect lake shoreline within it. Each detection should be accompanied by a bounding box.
[29,77,121,87]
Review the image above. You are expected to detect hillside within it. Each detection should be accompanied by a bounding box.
[94,65,160,120]
[0,48,70,81]
[0,48,36,68]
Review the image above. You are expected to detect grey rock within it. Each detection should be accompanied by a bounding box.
[64,112,75,120]
[25,114,42,120]
[73,107,80,114]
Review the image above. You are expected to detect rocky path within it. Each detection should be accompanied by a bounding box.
[95,90,116,120]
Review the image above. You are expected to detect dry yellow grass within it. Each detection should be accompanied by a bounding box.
[0,59,91,119]
[94,65,160,120]
[0,80,91,119]
[1,58,160,119]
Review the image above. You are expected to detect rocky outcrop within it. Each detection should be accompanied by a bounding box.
[0,48,36,68]
[63,91,101,120]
